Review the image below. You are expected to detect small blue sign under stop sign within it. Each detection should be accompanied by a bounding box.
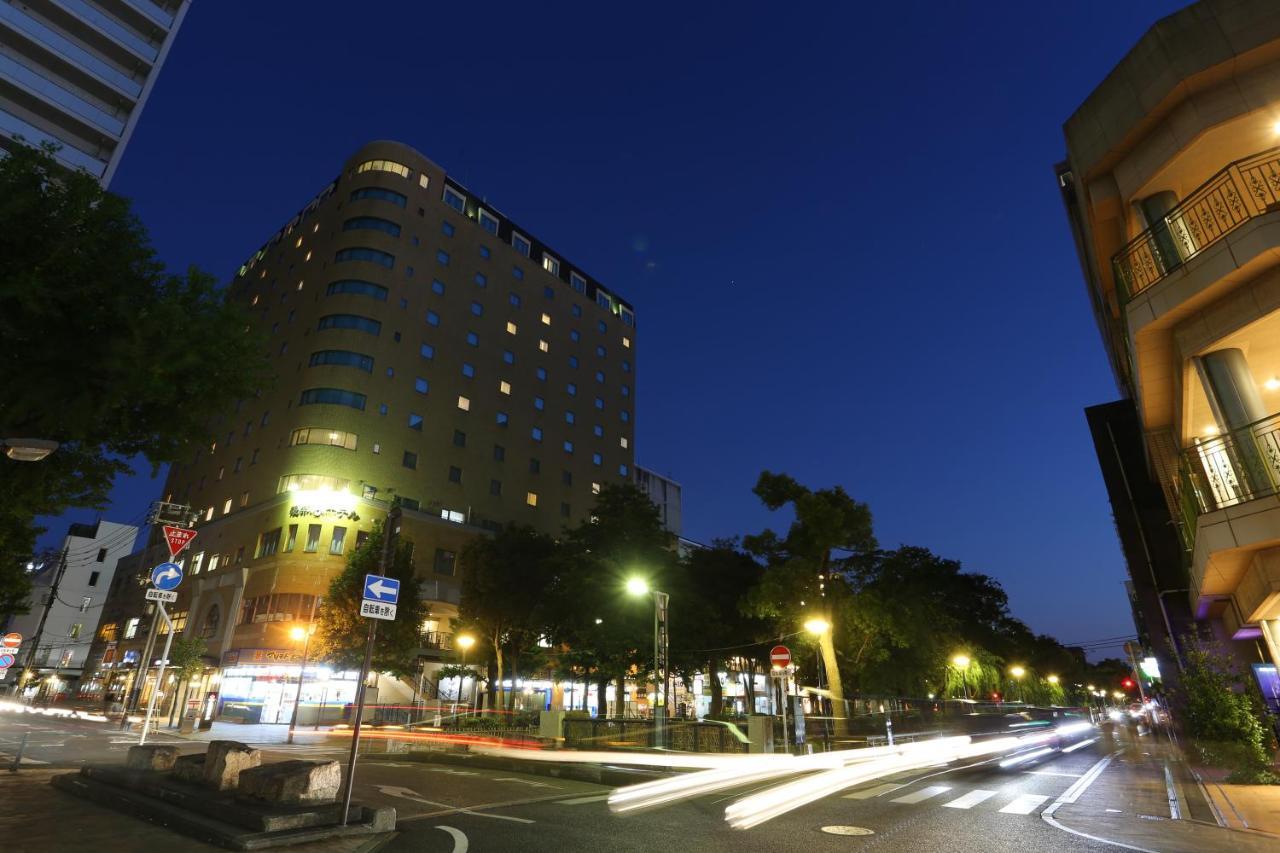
[151,562,184,590]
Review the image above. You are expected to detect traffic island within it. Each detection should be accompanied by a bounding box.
[50,742,394,850]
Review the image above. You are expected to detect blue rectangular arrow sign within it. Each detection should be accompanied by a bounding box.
[363,573,400,604]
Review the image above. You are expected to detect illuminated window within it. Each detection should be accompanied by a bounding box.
[499,380,512,395]
[506,321,518,335]
[223,498,233,514]
[443,186,466,212]
[526,492,538,507]
[592,482,602,494]
[277,473,351,493]
[623,336,632,349]
[542,255,560,276]
[541,312,551,325]
[457,396,470,411]
[419,173,430,189]
[478,208,499,234]
[124,617,140,639]
[512,232,531,257]
[620,437,629,449]
[539,339,549,353]
[355,159,409,178]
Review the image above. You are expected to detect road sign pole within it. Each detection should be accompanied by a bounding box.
[341,618,377,826]
[139,603,174,745]
[779,671,790,753]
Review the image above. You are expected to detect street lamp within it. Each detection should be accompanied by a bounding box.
[804,618,830,635]
[627,577,669,743]
[286,623,315,745]
[1009,665,1026,703]
[951,654,971,700]
[2,437,59,461]
[455,634,475,718]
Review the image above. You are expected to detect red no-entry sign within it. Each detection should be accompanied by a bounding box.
[2,632,20,649]
[770,645,792,668]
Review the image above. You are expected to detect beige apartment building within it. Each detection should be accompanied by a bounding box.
[1062,0,1280,689]
[83,140,637,723]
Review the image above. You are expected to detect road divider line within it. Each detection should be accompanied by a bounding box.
[843,782,903,800]
[1163,762,1183,820]
[555,795,611,805]
[1042,750,1160,853]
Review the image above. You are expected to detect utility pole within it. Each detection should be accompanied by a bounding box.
[15,544,69,698]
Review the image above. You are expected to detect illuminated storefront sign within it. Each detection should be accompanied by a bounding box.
[222,648,305,666]
[287,488,360,520]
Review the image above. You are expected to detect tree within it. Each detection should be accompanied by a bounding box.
[675,541,767,718]
[0,142,269,564]
[743,471,876,734]
[546,484,677,718]
[458,525,558,714]
[311,520,428,678]
[164,635,207,717]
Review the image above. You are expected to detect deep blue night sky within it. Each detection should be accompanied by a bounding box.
[38,1,1191,657]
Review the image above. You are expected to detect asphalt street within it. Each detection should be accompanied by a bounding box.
[3,709,1275,852]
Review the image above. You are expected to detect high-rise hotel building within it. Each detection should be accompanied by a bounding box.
[0,0,190,185]
[85,140,637,722]
[1062,0,1280,700]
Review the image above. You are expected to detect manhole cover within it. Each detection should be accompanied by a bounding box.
[821,825,875,836]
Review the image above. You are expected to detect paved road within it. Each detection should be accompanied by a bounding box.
[4,708,1275,852]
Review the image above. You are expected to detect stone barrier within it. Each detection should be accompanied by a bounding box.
[237,759,341,806]
[202,740,261,791]
[125,745,180,771]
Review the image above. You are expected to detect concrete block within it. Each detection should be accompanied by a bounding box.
[172,752,205,784]
[125,745,180,771]
[203,740,261,791]
[236,759,341,806]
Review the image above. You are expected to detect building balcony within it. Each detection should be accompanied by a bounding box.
[1179,412,1280,519]
[1113,146,1280,302]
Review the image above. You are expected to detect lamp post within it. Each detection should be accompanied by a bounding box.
[951,654,971,700]
[804,617,831,720]
[286,623,314,745]
[627,578,669,746]
[1009,665,1026,703]
[454,634,475,719]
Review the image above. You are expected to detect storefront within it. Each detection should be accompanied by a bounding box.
[218,653,361,725]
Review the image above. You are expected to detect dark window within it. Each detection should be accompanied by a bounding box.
[299,387,367,410]
[309,349,374,372]
[95,548,107,562]
[453,430,466,447]
[318,314,381,335]
[433,548,456,575]
[403,450,418,469]
[529,458,541,474]
[442,221,455,236]
[493,444,505,461]
[349,187,407,207]
[448,465,462,483]
[562,470,573,485]
[561,502,571,518]
[343,216,401,237]
[335,247,395,268]
[326,280,388,300]
[490,479,502,496]
[88,570,100,586]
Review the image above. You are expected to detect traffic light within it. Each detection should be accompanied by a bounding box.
[1121,678,1135,689]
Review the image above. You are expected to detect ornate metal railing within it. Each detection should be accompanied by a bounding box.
[1178,413,1280,518]
[1113,147,1280,300]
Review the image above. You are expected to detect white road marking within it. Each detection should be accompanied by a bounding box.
[1163,762,1182,820]
[999,794,1049,815]
[844,782,904,800]
[373,785,534,824]
[1042,751,1159,853]
[491,776,559,789]
[1023,770,1082,778]
[891,785,952,804]
[943,789,997,810]
[555,794,611,805]
[436,825,468,853]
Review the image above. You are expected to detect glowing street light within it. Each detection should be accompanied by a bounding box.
[804,618,831,635]
[286,621,316,745]
[453,634,476,718]
[951,654,971,700]
[1047,675,1059,685]
[1008,665,1026,703]
[627,577,670,745]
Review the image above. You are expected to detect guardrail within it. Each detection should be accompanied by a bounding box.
[1112,146,1280,300]
[1179,412,1280,514]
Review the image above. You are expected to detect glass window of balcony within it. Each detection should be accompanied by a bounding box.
[289,427,358,450]
[326,279,388,301]
[343,216,401,237]
[356,160,410,178]
[309,349,374,371]
[350,187,407,207]
[298,388,366,410]
[335,247,395,268]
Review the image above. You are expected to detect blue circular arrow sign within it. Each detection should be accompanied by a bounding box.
[151,562,184,591]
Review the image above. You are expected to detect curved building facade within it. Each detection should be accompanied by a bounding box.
[119,141,637,722]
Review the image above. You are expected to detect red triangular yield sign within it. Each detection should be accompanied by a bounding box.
[163,525,198,558]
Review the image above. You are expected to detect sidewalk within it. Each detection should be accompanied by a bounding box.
[1203,780,1280,836]
[0,770,391,853]
[161,720,340,746]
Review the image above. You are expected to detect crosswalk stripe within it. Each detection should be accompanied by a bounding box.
[891,785,952,804]
[556,795,611,805]
[942,789,997,809]
[844,782,903,800]
[999,793,1049,815]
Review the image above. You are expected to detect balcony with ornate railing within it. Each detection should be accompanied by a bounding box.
[1112,147,1280,301]
[419,630,454,651]
[1178,412,1280,529]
